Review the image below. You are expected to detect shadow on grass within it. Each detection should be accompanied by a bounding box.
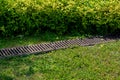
[0,32,90,49]
[0,54,41,78]
[0,74,13,80]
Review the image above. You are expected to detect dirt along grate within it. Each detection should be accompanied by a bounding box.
[0,36,119,58]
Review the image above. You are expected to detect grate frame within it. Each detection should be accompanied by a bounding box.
[0,37,118,58]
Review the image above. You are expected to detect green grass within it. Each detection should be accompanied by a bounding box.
[0,38,120,80]
[0,32,88,49]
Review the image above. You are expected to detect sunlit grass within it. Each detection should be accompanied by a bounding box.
[0,40,120,80]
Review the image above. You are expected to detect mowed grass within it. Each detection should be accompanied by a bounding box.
[0,40,120,80]
[0,33,86,49]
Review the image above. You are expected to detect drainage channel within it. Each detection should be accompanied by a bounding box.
[0,37,116,58]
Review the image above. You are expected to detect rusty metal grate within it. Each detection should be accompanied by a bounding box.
[0,37,116,58]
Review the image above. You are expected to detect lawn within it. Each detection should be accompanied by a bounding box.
[0,33,87,49]
[0,37,120,80]
[0,0,120,79]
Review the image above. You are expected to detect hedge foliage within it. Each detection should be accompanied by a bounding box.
[0,0,120,37]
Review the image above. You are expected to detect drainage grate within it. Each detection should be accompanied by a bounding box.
[0,37,116,58]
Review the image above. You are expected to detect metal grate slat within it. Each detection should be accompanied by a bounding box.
[15,48,22,54]
[6,49,14,56]
[0,50,6,56]
[10,48,18,55]
[31,45,39,52]
[2,49,9,56]
[0,37,118,58]
[37,44,44,51]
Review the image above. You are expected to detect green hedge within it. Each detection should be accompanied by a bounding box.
[0,0,120,37]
